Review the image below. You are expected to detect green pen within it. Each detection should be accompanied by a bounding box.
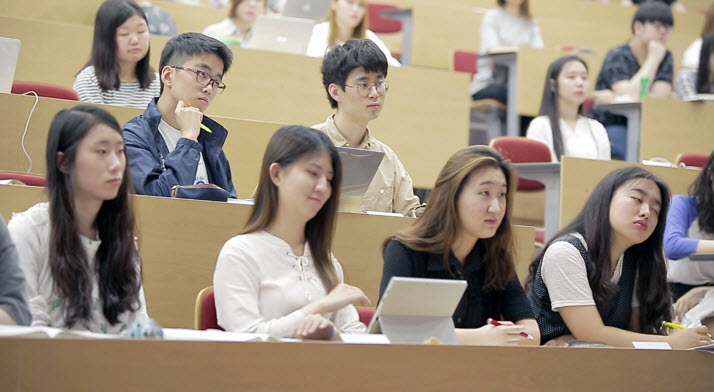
[200,123,212,133]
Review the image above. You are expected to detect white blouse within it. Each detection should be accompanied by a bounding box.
[8,203,149,334]
[306,21,401,66]
[526,115,611,162]
[213,230,366,337]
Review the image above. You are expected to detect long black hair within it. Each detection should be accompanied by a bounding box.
[696,32,714,94]
[46,105,142,328]
[526,167,672,334]
[83,0,155,91]
[690,150,714,234]
[537,55,588,161]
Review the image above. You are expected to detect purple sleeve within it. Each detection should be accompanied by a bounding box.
[664,195,700,260]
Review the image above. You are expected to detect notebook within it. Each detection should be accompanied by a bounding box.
[243,15,315,55]
[281,0,330,20]
[0,37,21,94]
[366,277,467,344]
[336,146,384,212]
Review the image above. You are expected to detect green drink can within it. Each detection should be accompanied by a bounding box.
[639,77,651,100]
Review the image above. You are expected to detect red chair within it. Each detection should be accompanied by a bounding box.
[452,49,478,77]
[676,153,709,168]
[194,286,224,331]
[0,172,46,187]
[356,307,375,326]
[489,137,552,244]
[489,137,551,191]
[366,3,402,33]
[12,81,79,101]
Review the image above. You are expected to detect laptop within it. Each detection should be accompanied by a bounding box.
[281,0,330,20]
[243,15,315,55]
[366,277,467,344]
[0,37,21,94]
[336,146,384,212]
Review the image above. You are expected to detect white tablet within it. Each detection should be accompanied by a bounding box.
[367,277,467,344]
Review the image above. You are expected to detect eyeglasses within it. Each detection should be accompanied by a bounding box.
[170,66,227,94]
[344,81,389,97]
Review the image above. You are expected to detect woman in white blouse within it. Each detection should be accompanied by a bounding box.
[203,0,266,46]
[526,56,611,162]
[306,0,400,66]
[214,125,370,339]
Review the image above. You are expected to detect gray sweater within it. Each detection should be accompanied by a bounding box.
[0,215,31,325]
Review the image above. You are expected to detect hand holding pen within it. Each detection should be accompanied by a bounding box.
[487,318,535,340]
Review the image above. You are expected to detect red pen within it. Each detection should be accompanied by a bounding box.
[487,318,534,340]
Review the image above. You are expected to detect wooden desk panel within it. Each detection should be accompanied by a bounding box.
[559,157,700,227]
[1,337,712,392]
[639,97,714,163]
[0,185,533,328]
[0,0,227,35]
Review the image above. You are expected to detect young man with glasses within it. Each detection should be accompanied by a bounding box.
[312,39,422,216]
[591,2,674,160]
[122,32,236,197]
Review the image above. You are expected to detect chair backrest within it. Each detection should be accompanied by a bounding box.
[452,50,478,76]
[0,172,46,187]
[367,3,402,33]
[676,153,709,168]
[356,307,375,326]
[194,286,224,331]
[12,81,79,101]
[489,137,552,191]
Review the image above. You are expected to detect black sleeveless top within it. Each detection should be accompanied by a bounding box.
[528,234,637,344]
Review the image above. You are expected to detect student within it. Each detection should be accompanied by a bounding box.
[306,0,400,66]
[214,125,369,338]
[8,106,148,333]
[470,0,543,102]
[527,167,710,348]
[591,2,674,160]
[526,56,611,162]
[313,39,421,216]
[682,3,714,69]
[73,0,160,109]
[673,32,714,99]
[381,146,540,346]
[664,151,714,312]
[203,0,266,46]
[0,216,31,326]
[122,33,236,198]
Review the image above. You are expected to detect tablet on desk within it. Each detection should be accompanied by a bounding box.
[367,277,466,344]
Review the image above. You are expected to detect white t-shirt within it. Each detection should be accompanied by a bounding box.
[682,38,702,69]
[306,21,401,67]
[7,203,149,333]
[541,233,638,311]
[526,115,611,162]
[158,120,210,185]
[213,230,366,337]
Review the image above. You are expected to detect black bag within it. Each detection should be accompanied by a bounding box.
[170,184,229,202]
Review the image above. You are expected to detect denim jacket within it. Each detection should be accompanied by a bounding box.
[122,98,236,198]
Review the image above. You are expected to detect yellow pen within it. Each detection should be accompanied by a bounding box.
[663,321,713,339]
[200,124,212,134]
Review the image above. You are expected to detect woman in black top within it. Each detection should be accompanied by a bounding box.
[381,146,539,345]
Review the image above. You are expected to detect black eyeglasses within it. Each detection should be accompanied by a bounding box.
[344,81,389,97]
[170,66,227,94]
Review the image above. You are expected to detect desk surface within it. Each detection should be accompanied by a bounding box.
[0,185,535,328]
[1,337,712,392]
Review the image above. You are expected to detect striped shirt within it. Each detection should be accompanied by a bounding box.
[73,66,160,109]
